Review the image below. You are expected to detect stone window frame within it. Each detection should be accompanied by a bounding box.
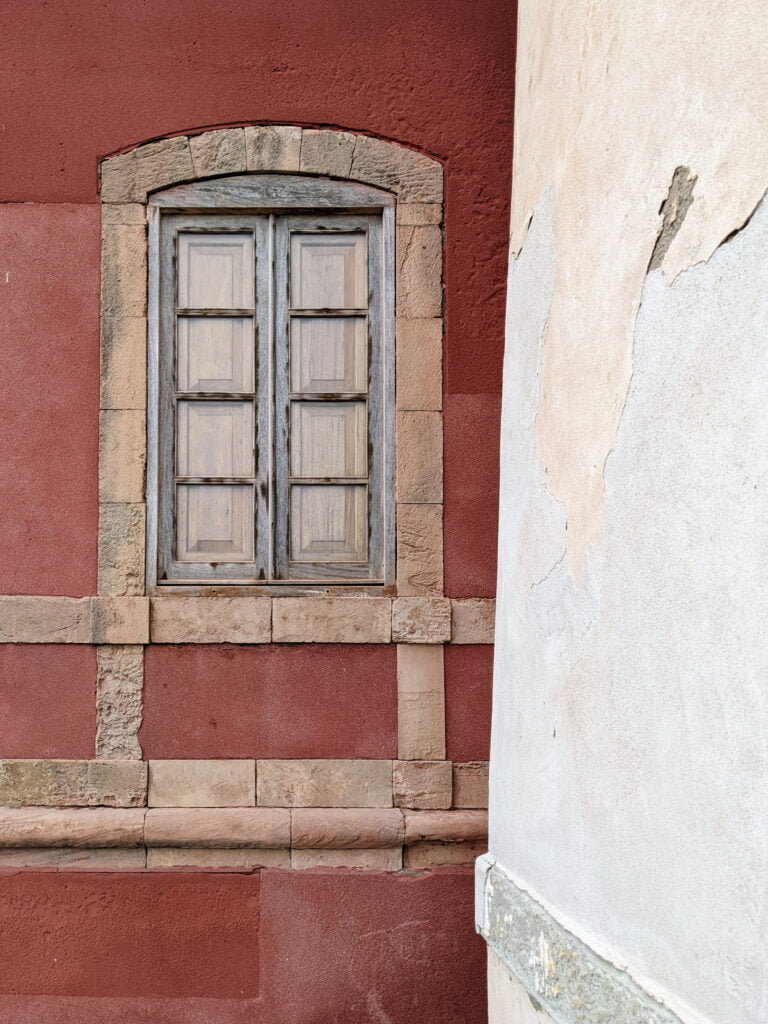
[98,126,445,607]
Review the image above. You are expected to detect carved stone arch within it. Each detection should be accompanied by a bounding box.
[98,126,444,608]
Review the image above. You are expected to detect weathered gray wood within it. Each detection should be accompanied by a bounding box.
[149,175,394,210]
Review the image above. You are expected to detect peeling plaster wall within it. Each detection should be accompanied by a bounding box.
[490,3,768,1023]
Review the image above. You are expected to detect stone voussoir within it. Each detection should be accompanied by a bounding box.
[349,135,442,202]
[291,808,404,849]
[245,125,302,172]
[392,597,451,643]
[299,129,356,177]
[144,807,290,848]
[100,136,194,203]
[189,127,246,178]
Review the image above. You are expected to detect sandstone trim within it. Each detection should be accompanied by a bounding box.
[0,597,149,644]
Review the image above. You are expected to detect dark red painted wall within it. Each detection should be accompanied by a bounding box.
[0,0,513,598]
[445,645,494,762]
[0,869,485,1024]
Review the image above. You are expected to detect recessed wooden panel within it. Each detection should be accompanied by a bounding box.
[177,484,254,562]
[290,316,367,394]
[177,401,254,477]
[177,233,254,309]
[290,484,367,562]
[290,402,367,478]
[290,233,366,309]
[177,317,254,393]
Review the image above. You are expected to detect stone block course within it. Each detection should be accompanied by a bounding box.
[291,808,404,849]
[393,760,452,809]
[0,760,147,808]
[150,596,271,643]
[0,807,145,848]
[0,597,92,644]
[272,598,391,643]
[452,761,489,808]
[148,760,256,807]
[404,840,486,869]
[0,848,146,869]
[392,597,451,643]
[450,599,495,644]
[291,847,402,870]
[257,759,393,807]
[403,809,488,844]
[145,807,290,848]
[147,847,289,869]
[91,597,150,644]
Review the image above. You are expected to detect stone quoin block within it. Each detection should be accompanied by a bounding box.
[144,807,290,848]
[257,760,393,808]
[396,224,442,318]
[96,645,144,759]
[396,411,443,503]
[397,645,446,761]
[0,760,147,808]
[300,129,356,177]
[271,598,391,643]
[245,125,302,172]
[396,318,442,411]
[452,761,489,808]
[98,502,146,597]
[349,135,443,202]
[290,848,403,870]
[148,760,256,807]
[392,597,451,643]
[100,136,194,203]
[150,596,271,644]
[396,502,443,596]
[393,760,452,809]
[190,128,246,177]
[291,808,405,849]
[450,599,496,644]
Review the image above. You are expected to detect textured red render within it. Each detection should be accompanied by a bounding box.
[0,646,96,758]
[0,873,261,998]
[0,205,100,596]
[445,645,494,761]
[141,644,397,759]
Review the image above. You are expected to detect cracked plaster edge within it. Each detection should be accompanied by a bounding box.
[476,857,710,1024]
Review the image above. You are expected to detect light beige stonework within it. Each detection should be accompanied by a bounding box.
[396,502,443,596]
[396,203,442,226]
[100,318,147,411]
[257,760,393,808]
[396,225,442,318]
[102,203,146,225]
[100,136,194,203]
[0,807,145,848]
[300,129,356,177]
[0,760,147,808]
[148,760,256,807]
[99,409,146,504]
[396,411,443,503]
[291,808,404,849]
[245,125,302,172]
[0,597,92,644]
[144,807,290,848]
[291,847,402,870]
[151,596,271,643]
[403,809,488,844]
[101,223,147,318]
[393,760,452,809]
[98,502,146,597]
[452,762,489,808]
[190,128,246,178]
[404,839,487,869]
[396,318,442,411]
[96,645,144,759]
[349,135,443,202]
[272,598,391,643]
[392,597,451,643]
[147,847,289,870]
[450,599,495,644]
[397,645,445,760]
[91,597,149,644]
[0,848,146,870]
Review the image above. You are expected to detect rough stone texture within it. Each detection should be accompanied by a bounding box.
[397,644,445,760]
[150,596,271,644]
[488,949,555,1024]
[299,129,356,177]
[0,760,147,808]
[404,809,487,844]
[350,135,443,202]
[0,807,145,848]
[396,502,443,596]
[148,760,256,808]
[396,318,442,411]
[405,840,487,869]
[99,409,145,504]
[453,761,489,808]
[0,597,91,643]
[291,808,404,849]
[392,597,451,643]
[451,598,495,644]
[272,597,391,643]
[0,848,146,870]
[393,760,452,809]
[481,864,683,1024]
[98,502,146,596]
[257,759,393,808]
[100,136,194,203]
[397,203,443,226]
[245,125,302,172]
[101,223,147,318]
[91,597,150,644]
[96,645,144,759]
[189,128,246,178]
[396,225,442,317]
[147,847,289,870]
[396,411,443,502]
[100,317,146,411]
[101,203,146,226]
[291,847,402,870]
[144,807,289,848]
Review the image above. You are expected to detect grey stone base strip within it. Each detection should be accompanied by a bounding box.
[476,856,684,1024]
